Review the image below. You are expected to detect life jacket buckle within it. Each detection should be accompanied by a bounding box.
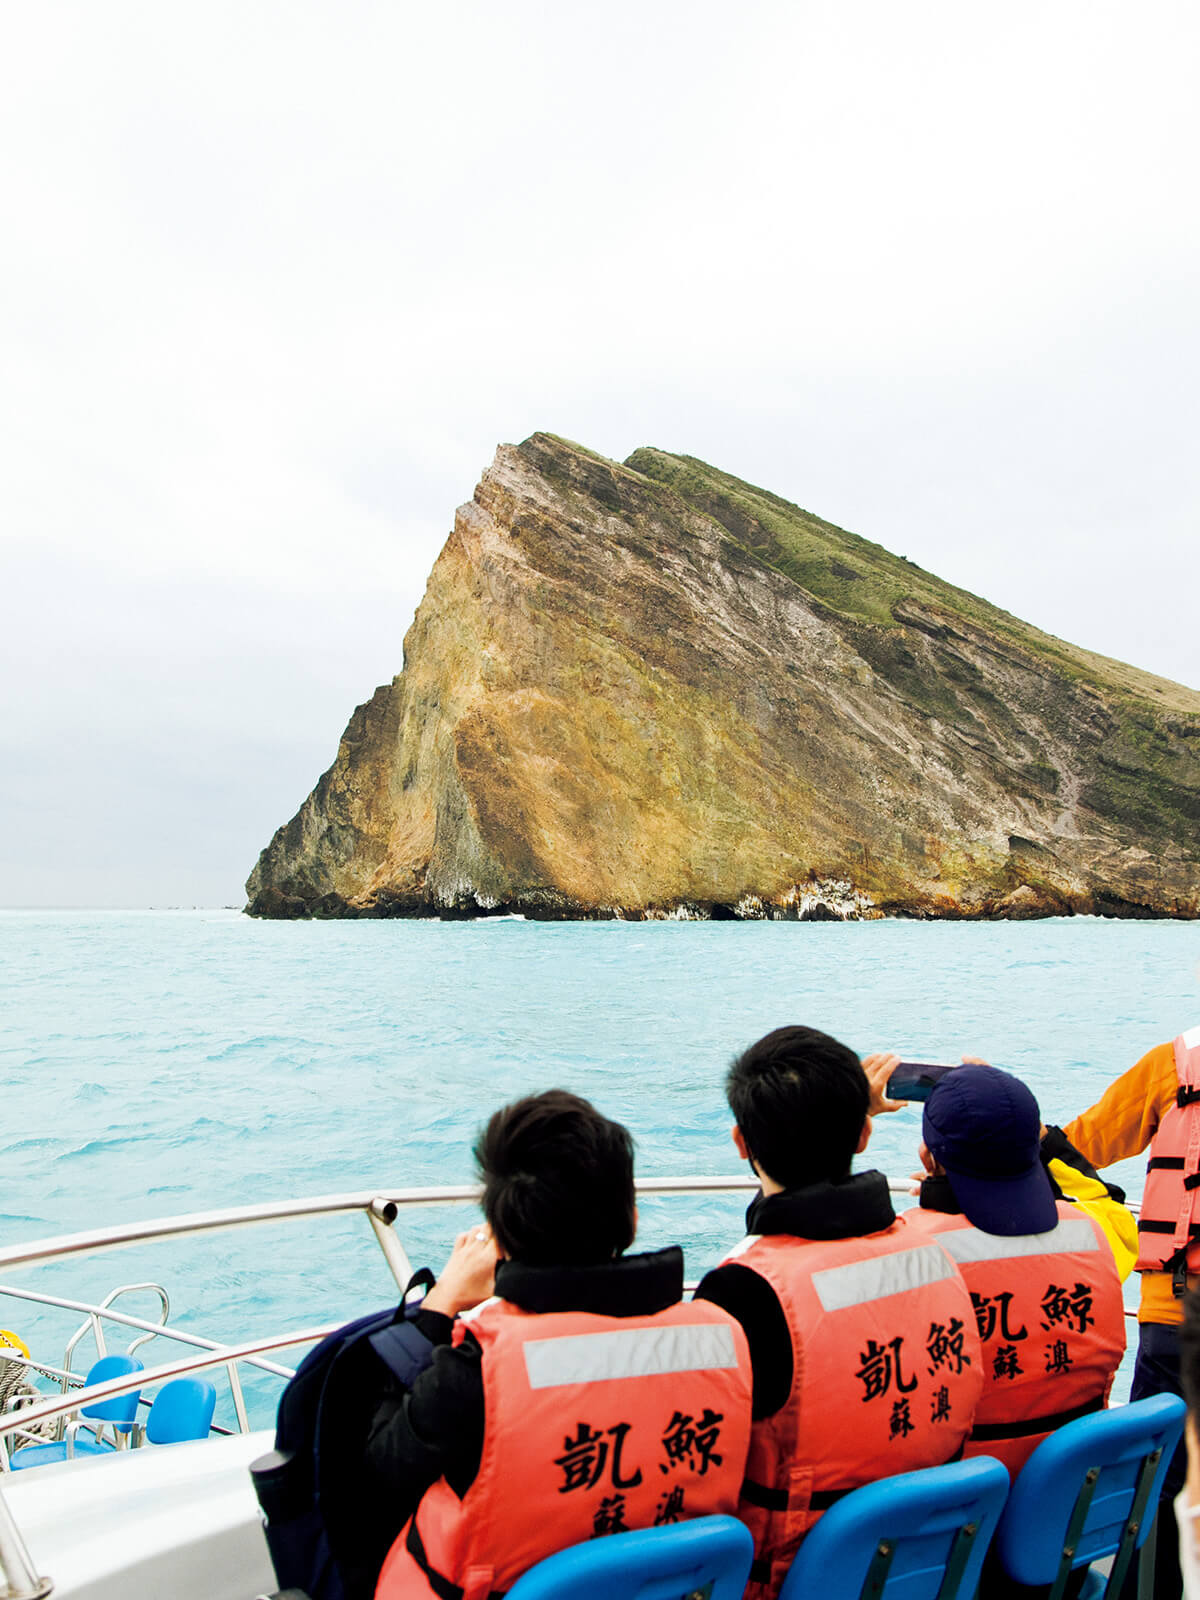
[1173,1256,1189,1298]
[1177,1086,1200,1109]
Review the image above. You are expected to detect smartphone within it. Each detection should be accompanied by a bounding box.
[885,1061,958,1102]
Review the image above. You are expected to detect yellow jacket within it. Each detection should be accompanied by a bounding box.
[1064,1041,1181,1324]
[1044,1153,1138,1283]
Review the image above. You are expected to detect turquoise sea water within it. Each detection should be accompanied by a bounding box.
[3,909,1199,1423]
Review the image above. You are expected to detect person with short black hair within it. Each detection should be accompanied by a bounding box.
[695,1026,983,1600]
[724,1024,870,1190]
[474,1087,637,1265]
[369,1089,754,1600]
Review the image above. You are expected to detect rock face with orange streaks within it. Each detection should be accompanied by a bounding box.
[245,434,1200,920]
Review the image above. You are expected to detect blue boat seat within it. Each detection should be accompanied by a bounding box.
[992,1393,1187,1600]
[9,1353,143,1470]
[776,1455,1010,1600]
[504,1513,754,1600]
[144,1376,216,1444]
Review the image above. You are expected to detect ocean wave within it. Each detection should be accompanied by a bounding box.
[203,1036,293,1062]
[54,1136,142,1160]
[162,1118,242,1148]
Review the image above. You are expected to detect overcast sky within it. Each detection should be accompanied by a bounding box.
[2,2,1197,907]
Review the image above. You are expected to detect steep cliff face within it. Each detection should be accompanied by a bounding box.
[246,435,1200,920]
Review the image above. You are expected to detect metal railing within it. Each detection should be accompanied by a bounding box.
[0,1172,1141,1599]
[0,1176,761,1431]
[0,1176,762,1599]
[0,1283,299,1442]
[0,1325,338,1449]
[0,1179,766,1456]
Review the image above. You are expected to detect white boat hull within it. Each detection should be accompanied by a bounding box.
[2,1430,276,1599]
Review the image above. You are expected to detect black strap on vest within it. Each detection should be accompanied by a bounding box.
[742,1442,963,1515]
[1146,1158,1200,1192]
[1178,1086,1200,1109]
[1138,1219,1200,1288]
[1157,1239,1200,1297]
[810,1486,851,1512]
[741,1479,855,1514]
[406,1520,506,1600]
[740,1478,791,1511]
[742,1444,968,1589]
[969,1395,1102,1443]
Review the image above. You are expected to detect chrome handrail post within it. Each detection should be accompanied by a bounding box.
[226,1362,249,1435]
[102,1284,171,1358]
[0,1477,52,1598]
[367,1198,412,1293]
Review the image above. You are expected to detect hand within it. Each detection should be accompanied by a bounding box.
[909,1142,942,1188]
[862,1052,904,1115]
[422,1224,501,1318]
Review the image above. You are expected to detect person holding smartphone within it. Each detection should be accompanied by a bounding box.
[693,1027,983,1600]
[903,1064,1127,1478]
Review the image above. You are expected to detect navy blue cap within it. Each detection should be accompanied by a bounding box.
[922,1065,1058,1236]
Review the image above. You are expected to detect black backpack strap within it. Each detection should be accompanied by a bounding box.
[369,1320,442,1388]
[397,1267,436,1320]
[371,1268,443,1387]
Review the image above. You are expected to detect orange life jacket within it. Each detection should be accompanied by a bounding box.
[723,1219,982,1600]
[375,1295,753,1600]
[1136,1029,1200,1289]
[905,1201,1126,1475]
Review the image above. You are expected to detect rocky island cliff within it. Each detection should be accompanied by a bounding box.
[246,435,1200,920]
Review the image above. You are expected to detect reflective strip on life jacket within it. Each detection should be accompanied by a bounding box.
[523,1322,740,1388]
[810,1243,959,1310]
[935,1215,1098,1264]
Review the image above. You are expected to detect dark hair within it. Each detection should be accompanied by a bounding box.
[474,1089,636,1266]
[726,1025,869,1189]
[1182,1287,1200,1415]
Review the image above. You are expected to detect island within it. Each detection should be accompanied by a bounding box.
[246,434,1200,920]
